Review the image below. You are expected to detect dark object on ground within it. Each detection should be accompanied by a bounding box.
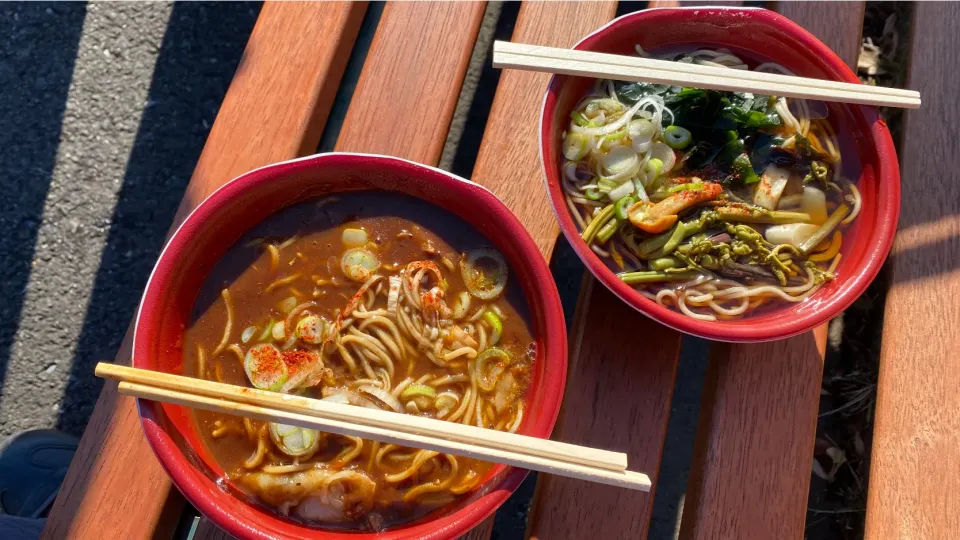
[0,429,78,518]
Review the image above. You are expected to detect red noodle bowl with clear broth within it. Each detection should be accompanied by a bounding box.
[132,153,567,539]
[539,7,900,342]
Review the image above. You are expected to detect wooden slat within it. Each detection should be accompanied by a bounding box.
[777,1,865,68]
[190,2,487,538]
[471,1,616,256]
[865,3,960,539]
[679,4,864,539]
[470,2,681,538]
[41,3,367,539]
[334,1,486,163]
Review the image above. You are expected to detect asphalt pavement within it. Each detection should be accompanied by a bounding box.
[0,2,260,437]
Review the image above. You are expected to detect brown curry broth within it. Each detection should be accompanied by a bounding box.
[183,192,534,528]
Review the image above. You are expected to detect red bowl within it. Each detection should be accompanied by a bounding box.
[540,7,900,342]
[133,153,567,539]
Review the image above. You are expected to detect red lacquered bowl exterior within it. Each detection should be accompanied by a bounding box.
[540,7,900,342]
[133,153,568,539]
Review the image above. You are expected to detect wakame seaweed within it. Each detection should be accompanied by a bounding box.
[614,82,784,176]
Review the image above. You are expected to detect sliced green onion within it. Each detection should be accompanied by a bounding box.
[244,344,288,391]
[597,177,619,190]
[474,347,511,392]
[571,110,599,127]
[602,128,628,143]
[615,196,636,221]
[271,321,286,341]
[584,188,602,200]
[401,384,437,401]
[278,296,298,314]
[295,315,325,345]
[269,422,320,457]
[341,248,380,282]
[644,158,664,180]
[664,125,692,149]
[241,326,256,344]
[461,248,508,300]
[483,310,503,345]
[257,319,275,342]
[451,291,471,319]
[650,142,677,172]
[563,133,590,160]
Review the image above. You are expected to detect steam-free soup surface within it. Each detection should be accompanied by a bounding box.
[184,192,534,531]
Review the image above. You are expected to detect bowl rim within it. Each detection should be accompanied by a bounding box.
[538,6,901,342]
[133,152,568,539]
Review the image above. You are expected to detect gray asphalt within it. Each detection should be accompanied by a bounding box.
[0,2,260,437]
[0,3,702,538]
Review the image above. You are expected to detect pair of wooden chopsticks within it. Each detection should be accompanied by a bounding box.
[96,363,650,491]
[492,41,921,109]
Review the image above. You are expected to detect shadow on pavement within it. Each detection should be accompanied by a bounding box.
[0,3,87,399]
[57,2,261,434]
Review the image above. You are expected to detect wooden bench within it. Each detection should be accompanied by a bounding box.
[41,2,959,539]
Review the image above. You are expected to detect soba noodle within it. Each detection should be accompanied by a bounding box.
[561,47,861,320]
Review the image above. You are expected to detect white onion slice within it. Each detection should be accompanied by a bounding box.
[359,385,403,412]
[649,142,676,172]
[600,145,639,175]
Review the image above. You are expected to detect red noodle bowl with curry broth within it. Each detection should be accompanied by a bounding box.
[184,192,535,532]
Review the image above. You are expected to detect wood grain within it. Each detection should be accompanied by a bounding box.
[678,4,863,539]
[865,3,960,538]
[776,1,865,68]
[528,279,681,540]
[41,3,367,539]
[471,1,618,257]
[334,1,485,163]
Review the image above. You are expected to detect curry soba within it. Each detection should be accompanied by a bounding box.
[184,192,534,531]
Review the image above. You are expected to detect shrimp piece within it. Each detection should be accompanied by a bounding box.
[629,183,722,233]
[444,324,478,349]
[421,286,452,325]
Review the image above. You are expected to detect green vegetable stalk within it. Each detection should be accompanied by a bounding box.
[636,210,719,258]
[798,203,850,254]
[715,206,811,224]
[617,270,701,285]
[581,204,616,245]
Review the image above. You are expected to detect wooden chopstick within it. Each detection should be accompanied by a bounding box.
[97,363,650,491]
[492,41,921,109]
[98,363,625,472]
